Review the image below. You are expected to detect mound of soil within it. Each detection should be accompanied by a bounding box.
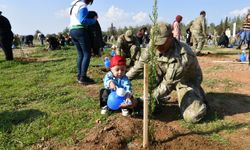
[68,113,230,150]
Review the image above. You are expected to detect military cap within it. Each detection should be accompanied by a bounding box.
[155,22,172,46]
[125,30,133,42]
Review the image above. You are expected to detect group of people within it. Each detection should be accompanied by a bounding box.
[171,11,208,56]
[1,0,239,123]
[69,0,207,123]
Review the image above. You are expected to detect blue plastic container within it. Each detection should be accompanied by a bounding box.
[107,91,125,110]
[111,50,116,57]
[240,51,246,62]
[104,57,110,68]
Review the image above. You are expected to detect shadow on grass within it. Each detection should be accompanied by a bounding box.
[154,122,249,144]
[152,92,250,144]
[206,92,250,116]
[150,101,182,122]
[0,60,6,63]
[14,57,66,64]
[202,52,237,58]
[0,109,46,133]
[149,92,250,123]
[213,52,239,56]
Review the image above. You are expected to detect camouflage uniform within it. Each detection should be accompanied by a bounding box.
[116,30,141,66]
[191,14,207,54]
[126,23,207,123]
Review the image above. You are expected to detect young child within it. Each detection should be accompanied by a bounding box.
[99,55,136,116]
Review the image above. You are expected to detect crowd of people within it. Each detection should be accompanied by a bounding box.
[1,0,250,124]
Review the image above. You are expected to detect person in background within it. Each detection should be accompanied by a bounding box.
[237,14,250,51]
[236,29,244,49]
[191,10,207,56]
[58,33,66,47]
[69,0,97,84]
[186,28,192,46]
[13,34,21,48]
[87,11,104,57]
[126,22,207,123]
[242,14,250,65]
[0,11,14,60]
[143,28,150,47]
[46,35,61,50]
[136,27,146,47]
[116,30,141,67]
[64,34,74,46]
[38,32,45,46]
[172,15,183,41]
[213,30,219,46]
[218,32,229,48]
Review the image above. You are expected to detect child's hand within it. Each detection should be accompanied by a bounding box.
[109,81,116,90]
[120,98,137,109]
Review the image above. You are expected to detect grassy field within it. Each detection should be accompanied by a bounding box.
[0,46,108,149]
[0,45,250,149]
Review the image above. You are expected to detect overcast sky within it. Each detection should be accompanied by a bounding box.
[0,0,250,35]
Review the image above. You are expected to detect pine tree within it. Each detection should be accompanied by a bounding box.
[148,0,158,114]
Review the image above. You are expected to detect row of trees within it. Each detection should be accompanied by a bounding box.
[104,9,250,38]
[34,9,250,41]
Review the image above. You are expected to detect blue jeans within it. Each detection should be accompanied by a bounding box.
[70,28,91,78]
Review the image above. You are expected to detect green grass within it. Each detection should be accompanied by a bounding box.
[204,65,225,74]
[202,78,242,92]
[0,47,108,149]
[203,46,242,55]
[210,133,229,144]
[180,111,250,145]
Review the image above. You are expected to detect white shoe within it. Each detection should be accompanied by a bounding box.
[101,106,108,115]
[121,109,129,116]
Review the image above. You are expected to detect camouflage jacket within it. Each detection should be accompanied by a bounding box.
[116,34,140,58]
[191,15,207,36]
[126,40,203,99]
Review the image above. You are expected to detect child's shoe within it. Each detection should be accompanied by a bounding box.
[121,109,129,116]
[101,106,108,115]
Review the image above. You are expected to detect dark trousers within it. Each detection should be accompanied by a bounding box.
[70,28,92,78]
[0,32,14,60]
[249,49,250,64]
[99,88,111,108]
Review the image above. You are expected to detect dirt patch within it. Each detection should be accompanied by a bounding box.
[63,114,231,150]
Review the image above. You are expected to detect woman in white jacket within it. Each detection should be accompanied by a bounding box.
[69,0,96,84]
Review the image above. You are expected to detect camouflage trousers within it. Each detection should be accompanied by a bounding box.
[156,82,207,123]
[129,45,141,66]
[192,32,205,53]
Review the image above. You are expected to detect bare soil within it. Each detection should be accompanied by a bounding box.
[13,47,65,63]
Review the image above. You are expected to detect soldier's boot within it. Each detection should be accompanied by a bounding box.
[182,100,207,123]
